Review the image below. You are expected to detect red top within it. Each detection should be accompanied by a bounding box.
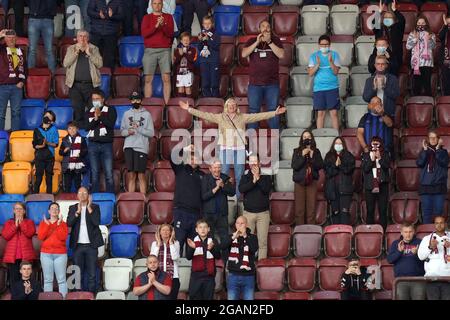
[1,219,36,264]
[141,13,174,49]
[133,273,173,300]
[37,220,69,254]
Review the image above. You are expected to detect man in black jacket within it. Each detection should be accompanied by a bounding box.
[85,88,117,193]
[11,261,41,300]
[239,154,271,260]
[67,186,104,293]
[201,159,235,261]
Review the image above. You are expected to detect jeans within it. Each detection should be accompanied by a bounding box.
[63,170,82,193]
[88,142,114,193]
[0,84,22,130]
[34,158,54,194]
[64,0,91,36]
[40,253,68,297]
[89,33,117,69]
[219,148,245,200]
[396,281,426,300]
[204,213,229,262]
[28,18,56,73]
[426,282,450,300]
[247,84,280,129]
[173,208,198,256]
[227,273,255,300]
[188,275,215,300]
[73,244,98,293]
[421,194,446,224]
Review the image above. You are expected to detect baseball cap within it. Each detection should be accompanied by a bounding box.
[129,91,142,100]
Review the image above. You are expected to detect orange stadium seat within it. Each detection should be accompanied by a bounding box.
[116,192,146,225]
[147,192,174,225]
[2,161,32,195]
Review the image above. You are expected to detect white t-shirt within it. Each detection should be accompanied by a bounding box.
[77,206,91,244]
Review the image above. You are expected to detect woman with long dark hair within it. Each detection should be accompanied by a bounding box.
[291,129,324,225]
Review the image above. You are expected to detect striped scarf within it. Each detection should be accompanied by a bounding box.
[6,47,25,80]
[192,236,215,276]
[228,237,251,271]
[87,106,109,138]
[68,135,85,171]
[158,243,174,278]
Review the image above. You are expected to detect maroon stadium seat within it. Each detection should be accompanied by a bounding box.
[54,67,69,98]
[153,160,175,192]
[195,102,224,129]
[279,36,295,67]
[354,224,384,258]
[112,129,125,163]
[316,169,326,192]
[342,129,362,160]
[231,66,250,97]
[25,68,52,99]
[421,2,448,34]
[287,258,316,292]
[398,64,409,97]
[166,98,194,129]
[256,258,286,291]
[374,290,393,300]
[142,97,165,131]
[385,224,402,251]
[236,36,253,67]
[267,224,291,258]
[272,6,300,37]
[140,224,158,257]
[380,259,394,291]
[122,164,153,193]
[292,225,322,258]
[360,4,385,35]
[147,192,174,225]
[318,257,348,291]
[219,67,230,98]
[219,36,236,67]
[315,192,329,225]
[254,291,281,300]
[360,197,381,225]
[397,3,418,35]
[405,96,434,128]
[400,127,428,159]
[32,231,41,257]
[395,160,420,192]
[282,292,311,300]
[116,192,146,225]
[415,224,435,240]
[312,291,341,300]
[242,5,270,35]
[38,292,64,300]
[389,192,420,225]
[270,192,295,225]
[323,225,353,258]
[66,292,95,300]
[112,67,141,98]
[159,129,186,161]
[436,96,450,127]
[58,37,77,65]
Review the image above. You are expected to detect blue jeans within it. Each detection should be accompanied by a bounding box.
[247,84,280,129]
[88,141,114,193]
[421,193,446,224]
[219,148,245,200]
[73,244,98,293]
[0,84,22,130]
[227,273,255,300]
[64,0,91,35]
[28,18,56,73]
[40,253,68,297]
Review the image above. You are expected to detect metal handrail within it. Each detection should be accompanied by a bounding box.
[392,276,450,300]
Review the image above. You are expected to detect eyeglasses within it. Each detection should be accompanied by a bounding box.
[14,207,24,210]
[78,192,88,195]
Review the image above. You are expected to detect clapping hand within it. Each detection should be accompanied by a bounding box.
[207,240,214,251]
[397,240,405,252]
[187,238,196,249]
[99,10,106,19]
[87,195,93,214]
[108,7,113,18]
[147,271,155,285]
[430,237,438,249]
[24,281,32,295]
[335,157,341,166]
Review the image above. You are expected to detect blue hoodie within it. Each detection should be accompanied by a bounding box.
[416,148,449,188]
[387,237,425,277]
[197,28,220,64]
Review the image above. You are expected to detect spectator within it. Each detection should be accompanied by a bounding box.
[201,159,235,262]
[242,20,285,130]
[406,15,436,96]
[0,29,25,131]
[417,131,449,224]
[150,224,180,300]
[198,15,220,97]
[387,223,425,300]
[340,259,372,300]
[32,110,59,194]
[87,0,123,69]
[1,0,25,36]
[1,202,36,284]
[63,29,103,126]
[67,187,104,293]
[186,219,220,300]
[361,136,390,229]
[122,0,148,36]
[363,55,400,119]
[65,0,91,36]
[85,88,117,193]
[59,121,88,193]
[418,216,450,300]
[357,96,393,156]
[170,145,204,254]
[147,0,177,33]
[27,0,57,73]
[238,155,271,260]
[37,202,69,298]
[438,14,450,95]
[374,0,405,69]
[181,0,209,34]
[173,32,197,98]
[179,98,286,200]
[226,216,258,300]
[324,137,355,225]
[120,91,154,194]
[368,37,400,76]
[133,255,172,300]
[308,34,341,130]
[10,261,41,300]
[291,129,324,225]
[141,0,174,104]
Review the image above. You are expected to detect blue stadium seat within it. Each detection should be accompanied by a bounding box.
[25,194,54,225]
[174,6,183,36]
[0,131,9,163]
[100,68,112,99]
[92,193,116,225]
[214,5,241,36]
[110,224,139,258]
[249,0,274,5]
[113,104,131,130]
[0,194,25,225]
[152,74,163,98]
[20,99,45,130]
[119,36,145,68]
[46,99,73,129]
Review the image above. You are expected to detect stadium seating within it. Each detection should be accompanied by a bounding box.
[395,160,420,192]
[344,96,367,128]
[287,258,316,292]
[10,130,34,162]
[119,36,144,68]
[318,257,348,291]
[32,161,62,194]
[47,99,73,129]
[100,67,112,98]
[96,291,126,300]
[112,67,141,98]
[301,5,329,36]
[116,192,146,225]
[65,292,95,300]
[219,36,236,67]
[147,192,174,225]
[389,192,420,225]
[280,129,302,161]
[109,224,140,258]
[242,5,270,36]
[295,35,319,66]
[166,98,194,129]
[380,259,394,291]
[268,224,291,258]
[290,66,313,97]
[140,224,157,257]
[421,2,448,34]
[0,194,25,225]
[355,35,375,66]
[249,0,274,5]
[2,161,31,195]
[272,6,300,37]
[374,290,393,300]
[107,98,132,130]
[350,66,370,97]
[178,258,192,292]
[92,193,116,226]
[400,128,428,160]
[385,224,402,251]
[285,97,313,129]
[214,5,241,36]
[56,193,78,221]
[274,160,293,192]
[231,66,250,97]
[312,128,339,156]
[270,192,294,225]
[416,224,435,240]
[279,36,295,67]
[254,291,281,300]
[405,96,434,128]
[330,4,359,35]
[312,291,341,300]
[282,292,310,300]
[293,225,322,258]
[103,258,133,292]
[54,68,69,99]
[256,258,286,291]
[20,99,45,130]
[25,194,54,225]
[354,224,384,258]
[25,68,52,100]
[152,160,175,193]
[397,3,418,34]
[98,225,109,260]
[38,292,64,300]
[436,96,450,127]
[323,224,353,258]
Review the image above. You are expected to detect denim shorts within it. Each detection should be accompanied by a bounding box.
[313,88,340,110]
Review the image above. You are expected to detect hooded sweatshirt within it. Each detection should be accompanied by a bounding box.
[120,107,155,155]
[418,231,450,276]
[387,237,425,277]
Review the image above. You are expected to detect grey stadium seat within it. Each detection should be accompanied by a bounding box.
[330,4,359,35]
[295,35,320,66]
[290,66,313,97]
[355,35,375,66]
[274,160,294,192]
[286,97,314,129]
[345,96,368,128]
[350,66,370,96]
[281,128,305,160]
[312,128,339,156]
[301,5,329,36]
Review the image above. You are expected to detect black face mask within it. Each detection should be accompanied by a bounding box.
[132,103,141,109]
[43,116,51,124]
[416,25,425,32]
[303,138,312,147]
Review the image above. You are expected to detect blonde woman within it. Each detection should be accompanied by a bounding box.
[150,223,180,300]
[179,98,286,199]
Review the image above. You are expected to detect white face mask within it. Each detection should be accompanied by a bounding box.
[334,144,343,153]
[92,100,102,108]
[320,47,330,54]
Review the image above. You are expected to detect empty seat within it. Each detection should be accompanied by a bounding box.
[421,2,448,34]
[117,192,146,225]
[436,102,450,128]
[38,292,64,300]
[96,291,126,300]
[330,35,354,67]
[330,4,359,35]
[119,36,144,68]
[290,66,313,97]
[195,98,224,129]
[249,0,273,5]
[109,225,139,258]
[272,5,300,37]
[312,128,339,157]
[283,292,310,300]
[66,292,95,300]
[254,291,281,300]
[25,68,51,99]
[270,192,294,225]
[287,258,316,292]
[312,291,341,300]
[140,224,157,257]
[355,35,375,66]
[415,224,435,240]
[231,66,249,97]
[274,160,293,192]
[142,98,164,131]
[256,258,286,291]
[2,162,31,195]
[20,99,45,130]
[344,96,367,128]
[323,224,353,258]
[92,193,116,226]
[54,68,69,99]
[219,36,235,67]
[214,5,241,36]
[133,258,147,281]
[242,5,270,35]
[318,257,348,291]
[153,160,175,192]
[293,225,322,258]
[389,192,420,225]
[385,224,402,251]
[314,192,329,226]
[400,128,428,159]
[280,129,303,161]
[405,96,434,128]
[301,5,329,36]
[285,97,313,129]
[25,194,54,225]
[354,224,384,258]
[395,160,420,192]
[55,193,78,221]
[159,129,184,161]
[380,259,394,291]
[295,35,319,66]
[341,128,363,160]
[0,194,25,225]
[112,67,141,98]
[107,98,132,130]
[103,258,133,292]
[166,98,194,129]
[178,257,192,292]
[268,225,291,258]
[100,67,112,98]
[147,192,174,225]
[278,36,295,68]
[10,130,34,162]
[350,66,370,97]
[46,99,73,129]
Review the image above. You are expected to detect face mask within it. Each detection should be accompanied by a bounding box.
[303,138,312,147]
[92,100,102,108]
[334,144,343,153]
[376,46,387,54]
[43,116,51,124]
[383,18,394,27]
[416,25,425,32]
[132,103,141,109]
[320,47,329,54]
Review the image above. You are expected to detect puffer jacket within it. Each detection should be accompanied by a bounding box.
[1,219,36,263]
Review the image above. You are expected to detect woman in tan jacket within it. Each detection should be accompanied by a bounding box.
[179,98,286,199]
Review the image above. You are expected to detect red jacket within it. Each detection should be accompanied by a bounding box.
[1,219,36,263]
[141,13,174,48]
[37,221,68,255]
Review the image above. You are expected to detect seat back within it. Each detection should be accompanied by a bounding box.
[354,224,384,258]
[98,225,109,260]
[272,6,300,37]
[25,68,51,99]
[103,258,133,292]
[285,97,313,129]
[355,35,375,66]
[0,194,25,225]
[10,130,34,162]
[147,192,174,224]
[119,36,144,68]
[390,192,420,225]
[2,161,31,195]
[330,4,359,35]
[380,259,394,290]
[385,224,402,251]
[301,5,329,36]
[293,225,323,258]
[178,258,192,292]
[25,194,54,225]
[330,35,354,67]
[344,96,368,128]
[395,160,420,192]
[0,131,8,163]
[274,160,293,192]
[323,225,353,258]
[350,66,370,96]
[96,291,126,300]
[405,96,434,128]
[38,292,64,300]
[270,192,295,225]
[242,5,270,35]
[256,258,286,291]
[214,5,241,36]
[140,224,158,257]
[312,128,339,157]
[280,128,304,161]
[20,99,46,130]
[116,192,146,225]
[290,66,313,97]
[268,225,291,258]
[109,225,139,258]
[46,99,73,129]
[318,257,348,290]
[112,67,141,98]
[66,292,95,300]
[287,258,316,292]
[295,35,319,66]
[92,193,116,226]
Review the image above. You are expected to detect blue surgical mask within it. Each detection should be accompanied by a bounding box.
[376,46,387,54]
[320,47,330,54]
[383,18,394,27]
[334,144,343,153]
[92,100,102,108]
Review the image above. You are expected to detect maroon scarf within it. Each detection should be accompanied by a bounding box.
[191,236,215,276]
[426,145,437,173]
[158,242,174,278]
